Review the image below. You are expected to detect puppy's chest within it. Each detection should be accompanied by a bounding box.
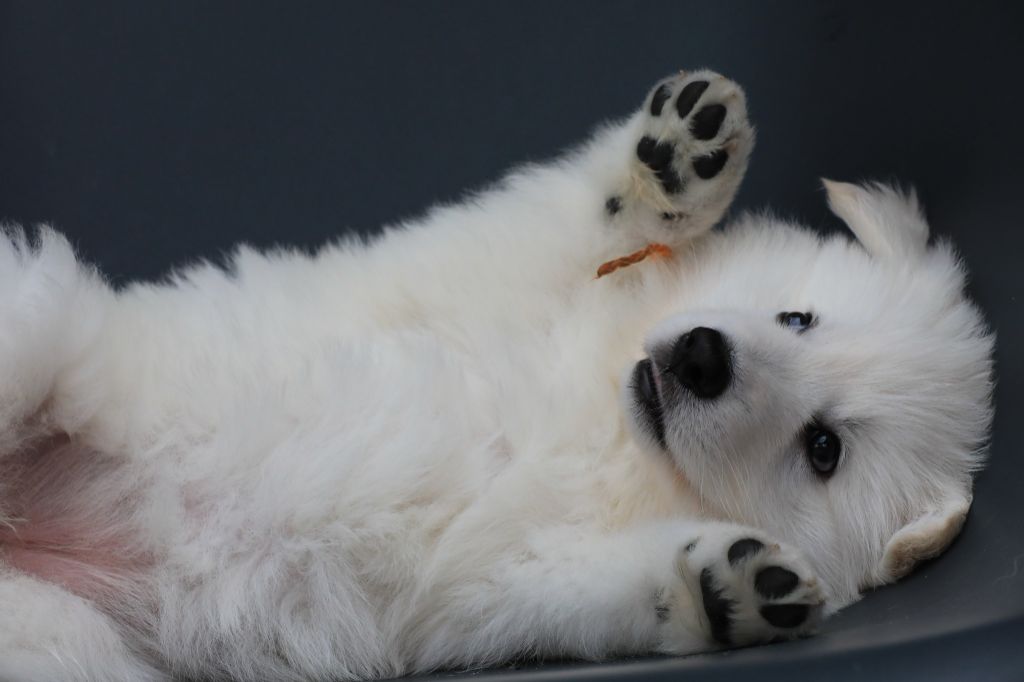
[468,316,697,526]
[464,296,653,457]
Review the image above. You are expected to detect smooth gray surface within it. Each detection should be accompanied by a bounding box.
[1,1,1022,679]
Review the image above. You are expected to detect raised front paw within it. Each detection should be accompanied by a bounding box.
[661,528,825,650]
[608,70,754,241]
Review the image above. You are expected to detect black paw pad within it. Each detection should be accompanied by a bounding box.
[727,538,764,566]
[650,83,672,116]
[659,173,684,194]
[675,81,710,119]
[636,136,670,167]
[759,603,810,629]
[605,196,622,215]
[690,104,727,140]
[693,149,729,179]
[754,566,800,599]
[699,568,735,645]
[636,136,683,194]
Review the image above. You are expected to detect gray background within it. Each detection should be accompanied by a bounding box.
[1,1,1022,679]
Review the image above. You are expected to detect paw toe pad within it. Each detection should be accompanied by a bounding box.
[650,83,672,116]
[727,538,765,565]
[759,603,810,629]
[754,566,800,599]
[690,104,727,140]
[675,80,710,118]
[693,149,729,179]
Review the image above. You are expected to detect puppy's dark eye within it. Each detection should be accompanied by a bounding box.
[777,311,814,332]
[805,426,841,478]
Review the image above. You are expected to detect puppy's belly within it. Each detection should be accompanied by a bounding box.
[0,435,153,612]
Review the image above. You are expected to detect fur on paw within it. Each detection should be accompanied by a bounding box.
[607,70,754,240]
[665,530,824,648]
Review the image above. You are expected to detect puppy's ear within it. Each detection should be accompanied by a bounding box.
[822,179,930,261]
[873,490,972,585]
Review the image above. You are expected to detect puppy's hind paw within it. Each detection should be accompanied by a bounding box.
[662,529,825,650]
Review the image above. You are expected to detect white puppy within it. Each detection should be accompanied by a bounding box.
[0,71,994,681]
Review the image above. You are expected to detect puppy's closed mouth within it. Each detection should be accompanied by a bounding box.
[631,359,667,447]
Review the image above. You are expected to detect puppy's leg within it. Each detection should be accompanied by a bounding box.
[404,520,825,671]
[330,71,753,332]
[0,232,159,678]
[0,571,163,682]
[0,227,112,451]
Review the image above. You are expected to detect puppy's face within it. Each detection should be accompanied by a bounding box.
[626,182,994,606]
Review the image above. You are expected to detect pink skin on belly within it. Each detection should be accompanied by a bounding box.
[0,434,153,612]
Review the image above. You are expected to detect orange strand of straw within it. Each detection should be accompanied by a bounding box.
[595,243,673,278]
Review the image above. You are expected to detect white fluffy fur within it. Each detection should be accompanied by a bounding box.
[0,71,993,681]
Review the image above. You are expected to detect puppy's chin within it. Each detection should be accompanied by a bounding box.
[626,360,667,450]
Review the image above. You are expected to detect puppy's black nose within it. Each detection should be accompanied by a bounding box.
[667,327,732,399]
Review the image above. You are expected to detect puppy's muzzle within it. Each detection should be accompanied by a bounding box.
[667,327,732,399]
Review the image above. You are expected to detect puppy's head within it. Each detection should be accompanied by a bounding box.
[626,181,994,606]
